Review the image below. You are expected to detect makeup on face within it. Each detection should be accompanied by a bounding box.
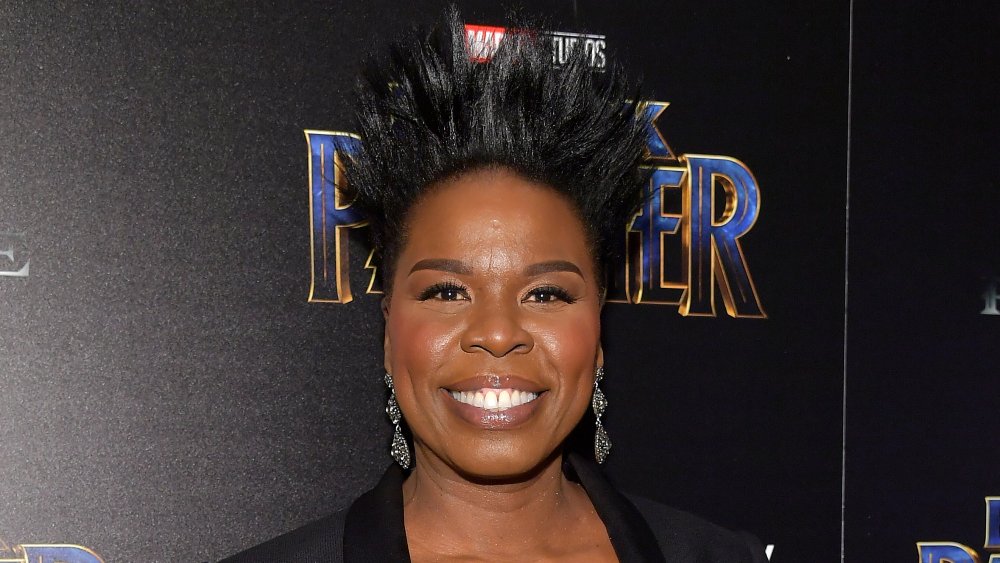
[384,168,604,478]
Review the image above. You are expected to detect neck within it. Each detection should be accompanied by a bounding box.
[402,448,586,558]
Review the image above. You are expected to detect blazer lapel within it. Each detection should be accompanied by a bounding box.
[567,453,667,563]
[342,465,411,562]
[343,455,664,563]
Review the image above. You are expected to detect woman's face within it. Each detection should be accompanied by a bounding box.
[384,168,603,479]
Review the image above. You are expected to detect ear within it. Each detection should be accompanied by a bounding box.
[597,343,604,369]
[382,297,392,373]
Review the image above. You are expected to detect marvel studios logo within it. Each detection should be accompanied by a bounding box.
[465,25,607,69]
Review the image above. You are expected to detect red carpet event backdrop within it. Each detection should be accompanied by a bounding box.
[0,1,996,561]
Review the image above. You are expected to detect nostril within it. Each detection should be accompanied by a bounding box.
[459,311,534,357]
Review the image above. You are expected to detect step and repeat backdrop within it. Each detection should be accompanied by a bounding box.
[845,2,1000,562]
[0,1,994,562]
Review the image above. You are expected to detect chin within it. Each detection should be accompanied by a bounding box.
[443,439,561,484]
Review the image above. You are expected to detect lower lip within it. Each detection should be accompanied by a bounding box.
[441,389,545,430]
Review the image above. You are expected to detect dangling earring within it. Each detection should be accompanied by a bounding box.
[384,372,411,469]
[592,366,611,464]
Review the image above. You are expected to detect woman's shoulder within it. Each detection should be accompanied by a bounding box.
[623,493,768,563]
[217,508,347,563]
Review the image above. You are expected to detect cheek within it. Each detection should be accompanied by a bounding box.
[531,308,602,375]
[387,307,463,379]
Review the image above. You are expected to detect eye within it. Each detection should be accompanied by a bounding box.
[418,282,469,302]
[524,285,577,304]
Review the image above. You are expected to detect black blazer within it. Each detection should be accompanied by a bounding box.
[221,454,767,562]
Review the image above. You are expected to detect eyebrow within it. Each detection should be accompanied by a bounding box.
[408,258,584,278]
[409,258,473,275]
[522,260,583,277]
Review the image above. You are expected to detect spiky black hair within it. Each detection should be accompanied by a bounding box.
[346,7,649,292]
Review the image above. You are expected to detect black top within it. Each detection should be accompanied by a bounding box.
[221,454,767,562]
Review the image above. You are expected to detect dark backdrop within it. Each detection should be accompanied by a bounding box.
[845,1,1000,560]
[9,1,991,562]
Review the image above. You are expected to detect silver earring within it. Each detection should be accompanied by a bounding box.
[592,366,611,464]
[385,372,411,469]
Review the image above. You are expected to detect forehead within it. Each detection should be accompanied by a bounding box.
[397,169,593,276]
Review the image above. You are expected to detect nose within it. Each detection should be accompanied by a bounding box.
[460,300,534,357]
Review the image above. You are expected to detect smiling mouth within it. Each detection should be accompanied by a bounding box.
[448,388,541,412]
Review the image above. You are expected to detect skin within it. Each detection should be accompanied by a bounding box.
[383,168,618,561]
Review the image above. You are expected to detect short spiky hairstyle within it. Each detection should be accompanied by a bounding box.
[346,8,648,293]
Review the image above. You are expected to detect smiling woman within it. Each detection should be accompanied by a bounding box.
[221,7,767,563]
[386,171,603,483]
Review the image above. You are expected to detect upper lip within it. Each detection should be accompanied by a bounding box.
[443,374,547,394]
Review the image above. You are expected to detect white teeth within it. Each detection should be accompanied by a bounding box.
[484,390,498,409]
[449,388,540,411]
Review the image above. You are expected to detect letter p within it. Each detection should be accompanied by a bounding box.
[917,542,981,563]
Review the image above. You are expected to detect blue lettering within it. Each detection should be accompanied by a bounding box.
[306,101,764,317]
[682,155,765,318]
[19,545,104,563]
[987,498,1000,549]
[305,130,369,303]
[625,166,684,304]
[642,102,675,161]
[917,542,981,563]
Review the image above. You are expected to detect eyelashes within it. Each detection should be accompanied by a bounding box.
[418,281,468,302]
[526,285,577,304]
[417,282,578,304]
